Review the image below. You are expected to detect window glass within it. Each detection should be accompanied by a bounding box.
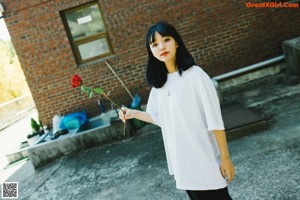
[65,4,105,40]
[78,38,109,60]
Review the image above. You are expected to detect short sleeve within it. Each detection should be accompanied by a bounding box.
[198,68,225,131]
[146,88,161,127]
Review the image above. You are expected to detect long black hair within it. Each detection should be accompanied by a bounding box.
[145,21,196,88]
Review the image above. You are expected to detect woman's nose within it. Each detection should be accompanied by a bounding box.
[159,43,165,50]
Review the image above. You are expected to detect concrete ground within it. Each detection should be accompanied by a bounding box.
[0,110,38,181]
[1,72,300,200]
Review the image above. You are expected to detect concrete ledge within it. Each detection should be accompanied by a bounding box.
[6,148,28,164]
[27,120,127,170]
[218,63,286,90]
[226,120,269,140]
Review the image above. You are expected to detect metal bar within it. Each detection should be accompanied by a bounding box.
[0,94,35,130]
[212,55,284,82]
[0,94,32,108]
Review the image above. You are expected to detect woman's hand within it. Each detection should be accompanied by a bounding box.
[118,107,155,124]
[213,130,235,183]
[220,158,235,183]
[118,107,135,123]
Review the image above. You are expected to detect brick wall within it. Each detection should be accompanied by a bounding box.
[2,0,300,126]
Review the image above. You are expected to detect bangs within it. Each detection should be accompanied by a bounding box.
[147,24,171,44]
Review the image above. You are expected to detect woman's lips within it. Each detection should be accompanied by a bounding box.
[161,52,169,57]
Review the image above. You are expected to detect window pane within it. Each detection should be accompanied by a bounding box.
[65,4,105,40]
[78,38,110,60]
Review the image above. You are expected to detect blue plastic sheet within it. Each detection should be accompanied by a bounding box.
[130,94,141,108]
[59,111,88,130]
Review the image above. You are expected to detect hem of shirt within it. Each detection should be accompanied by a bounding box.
[176,182,228,191]
[207,126,225,131]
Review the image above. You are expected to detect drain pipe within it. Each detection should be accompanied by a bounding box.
[212,55,285,102]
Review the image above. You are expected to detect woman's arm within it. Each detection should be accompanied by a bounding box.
[118,107,154,124]
[213,130,235,183]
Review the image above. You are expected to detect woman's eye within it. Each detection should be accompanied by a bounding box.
[151,43,157,47]
[164,38,171,42]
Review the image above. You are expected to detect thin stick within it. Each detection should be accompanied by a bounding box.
[105,61,134,100]
[102,93,121,110]
[102,93,126,136]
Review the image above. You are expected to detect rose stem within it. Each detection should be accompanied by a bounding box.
[102,93,127,136]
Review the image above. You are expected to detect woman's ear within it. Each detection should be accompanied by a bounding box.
[176,43,178,48]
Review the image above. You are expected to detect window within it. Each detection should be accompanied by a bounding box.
[61,2,113,64]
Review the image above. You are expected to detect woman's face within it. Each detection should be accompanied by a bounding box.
[149,32,178,64]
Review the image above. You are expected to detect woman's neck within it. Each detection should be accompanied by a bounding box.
[165,62,177,74]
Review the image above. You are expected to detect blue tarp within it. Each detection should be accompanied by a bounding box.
[59,111,88,130]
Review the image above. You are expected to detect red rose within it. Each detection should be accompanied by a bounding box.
[71,73,126,135]
[71,74,83,88]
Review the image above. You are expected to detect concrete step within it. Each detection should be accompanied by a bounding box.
[222,102,268,140]
[6,147,29,165]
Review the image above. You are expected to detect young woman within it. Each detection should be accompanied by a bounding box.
[119,21,234,200]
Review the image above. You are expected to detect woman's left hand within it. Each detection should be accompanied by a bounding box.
[220,158,235,183]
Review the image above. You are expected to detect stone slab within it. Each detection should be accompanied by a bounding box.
[222,102,265,130]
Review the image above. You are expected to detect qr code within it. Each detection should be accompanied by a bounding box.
[1,182,18,199]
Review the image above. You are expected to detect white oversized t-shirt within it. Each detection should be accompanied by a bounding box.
[146,65,228,190]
